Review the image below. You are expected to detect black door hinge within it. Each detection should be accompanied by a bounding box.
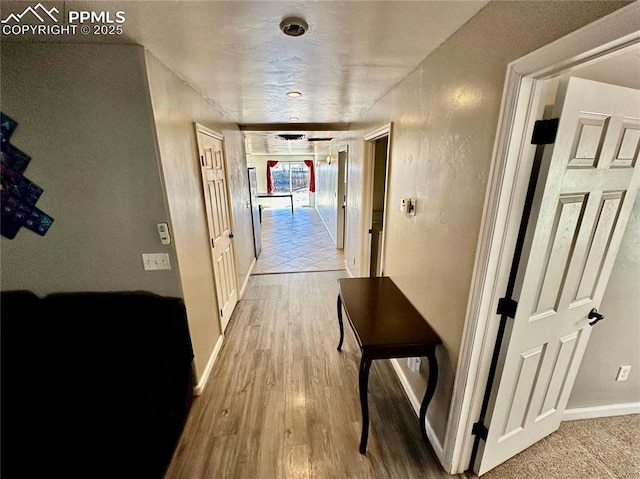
[531,118,559,145]
[497,297,518,319]
[472,422,488,441]
[211,238,214,248]
[200,155,205,167]
[220,309,223,317]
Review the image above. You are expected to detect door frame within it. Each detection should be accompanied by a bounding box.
[445,5,640,474]
[194,122,239,335]
[337,145,349,250]
[362,123,392,276]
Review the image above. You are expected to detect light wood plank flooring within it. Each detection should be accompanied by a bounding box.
[164,271,460,479]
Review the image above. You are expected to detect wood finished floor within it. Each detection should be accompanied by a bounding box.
[164,271,461,479]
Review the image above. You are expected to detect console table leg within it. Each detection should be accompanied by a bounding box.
[337,295,344,351]
[420,351,439,443]
[358,356,372,454]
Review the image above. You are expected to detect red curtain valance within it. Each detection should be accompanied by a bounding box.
[266,160,278,193]
[304,160,315,193]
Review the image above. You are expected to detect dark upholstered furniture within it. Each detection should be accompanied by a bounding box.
[1,290,195,479]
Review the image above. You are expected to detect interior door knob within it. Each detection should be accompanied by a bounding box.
[588,308,604,326]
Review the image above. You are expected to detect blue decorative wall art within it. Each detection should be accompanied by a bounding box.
[1,113,54,239]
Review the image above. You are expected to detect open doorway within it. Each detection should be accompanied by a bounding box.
[445,11,640,475]
[370,137,388,276]
[363,124,392,277]
[250,151,346,276]
[473,71,639,477]
[336,146,348,250]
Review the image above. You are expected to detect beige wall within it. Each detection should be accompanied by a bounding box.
[315,142,341,244]
[343,0,630,442]
[569,197,640,408]
[144,51,254,383]
[0,43,181,298]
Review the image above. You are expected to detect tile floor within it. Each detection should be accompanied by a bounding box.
[252,205,346,275]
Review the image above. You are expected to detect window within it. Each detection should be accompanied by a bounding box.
[271,162,310,205]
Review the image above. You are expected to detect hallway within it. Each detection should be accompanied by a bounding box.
[164,271,458,479]
[252,206,345,275]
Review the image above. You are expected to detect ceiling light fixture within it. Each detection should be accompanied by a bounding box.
[287,91,302,97]
[279,17,308,37]
[288,117,299,121]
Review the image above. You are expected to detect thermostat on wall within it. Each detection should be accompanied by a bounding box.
[157,223,171,245]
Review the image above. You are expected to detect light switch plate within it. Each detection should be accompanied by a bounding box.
[408,198,417,216]
[142,253,171,271]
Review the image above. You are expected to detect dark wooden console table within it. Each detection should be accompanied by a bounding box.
[257,193,294,214]
[336,277,442,454]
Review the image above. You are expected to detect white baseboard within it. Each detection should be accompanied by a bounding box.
[315,205,338,247]
[563,402,640,421]
[344,262,354,277]
[193,334,224,396]
[390,358,445,465]
[195,257,253,396]
[345,263,357,278]
[240,257,256,298]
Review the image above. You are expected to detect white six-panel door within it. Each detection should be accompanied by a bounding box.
[195,124,238,333]
[476,77,640,475]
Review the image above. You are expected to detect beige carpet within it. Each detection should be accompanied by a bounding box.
[474,414,640,479]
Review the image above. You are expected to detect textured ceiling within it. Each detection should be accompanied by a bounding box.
[241,126,347,158]
[1,0,490,154]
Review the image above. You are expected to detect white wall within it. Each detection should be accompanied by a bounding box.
[144,51,254,384]
[343,0,630,444]
[248,156,269,193]
[0,43,181,298]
